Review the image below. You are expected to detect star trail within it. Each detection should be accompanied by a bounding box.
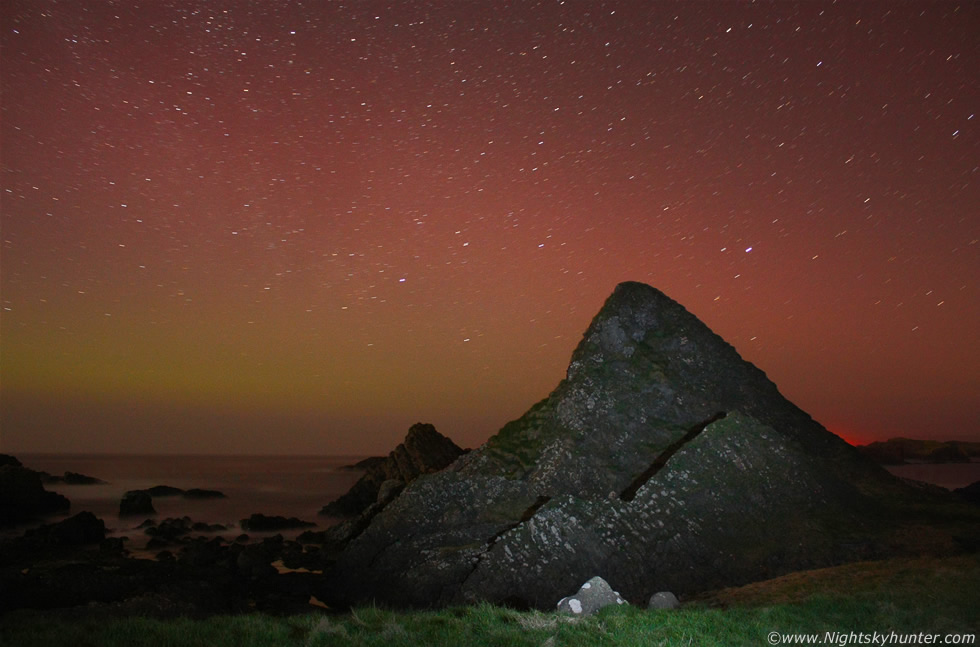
[2,1,977,454]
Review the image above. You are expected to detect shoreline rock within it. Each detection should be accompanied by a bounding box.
[120,490,155,517]
[320,423,466,518]
[0,465,71,526]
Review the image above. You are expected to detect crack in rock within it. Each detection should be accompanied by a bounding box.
[620,412,727,502]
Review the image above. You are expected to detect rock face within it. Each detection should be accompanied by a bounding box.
[317,282,973,610]
[320,422,466,517]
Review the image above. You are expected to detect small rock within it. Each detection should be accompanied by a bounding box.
[557,576,628,616]
[648,591,679,609]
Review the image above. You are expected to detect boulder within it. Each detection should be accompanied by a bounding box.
[557,576,627,616]
[144,517,193,541]
[316,282,977,610]
[320,423,465,518]
[27,511,107,546]
[0,465,71,526]
[648,591,680,609]
[120,490,155,517]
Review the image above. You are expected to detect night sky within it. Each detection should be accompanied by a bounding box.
[2,1,977,455]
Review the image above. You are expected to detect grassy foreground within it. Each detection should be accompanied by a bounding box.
[2,554,977,647]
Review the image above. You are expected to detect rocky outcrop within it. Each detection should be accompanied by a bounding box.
[320,423,465,518]
[119,490,155,517]
[316,282,977,610]
[0,465,71,526]
[40,471,107,485]
[23,511,107,547]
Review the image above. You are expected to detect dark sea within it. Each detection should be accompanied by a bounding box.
[6,454,979,552]
[8,454,368,550]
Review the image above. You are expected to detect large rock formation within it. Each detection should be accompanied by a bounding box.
[320,422,466,517]
[316,282,978,609]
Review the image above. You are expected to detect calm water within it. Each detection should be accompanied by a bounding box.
[884,461,980,490]
[9,454,368,544]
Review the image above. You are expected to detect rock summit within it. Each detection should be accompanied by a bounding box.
[317,282,976,609]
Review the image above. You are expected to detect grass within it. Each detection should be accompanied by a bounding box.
[2,554,977,647]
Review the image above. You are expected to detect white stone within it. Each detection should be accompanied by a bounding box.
[569,599,582,614]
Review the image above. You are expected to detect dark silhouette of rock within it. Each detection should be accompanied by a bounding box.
[0,454,23,468]
[926,444,971,464]
[857,438,980,464]
[183,488,226,499]
[0,465,71,526]
[143,517,193,541]
[317,282,978,610]
[119,490,155,517]
[320,422,465,518]
[147,485,185,497]
[240,514,316,531]
[24,511,107,546]
[343,456,387,471]
[954,481,980,506]
[40,471,107,485]
[0,512,108,567]
[66,471,107,484]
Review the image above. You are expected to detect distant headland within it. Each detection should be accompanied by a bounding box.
[856,438,980,465]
